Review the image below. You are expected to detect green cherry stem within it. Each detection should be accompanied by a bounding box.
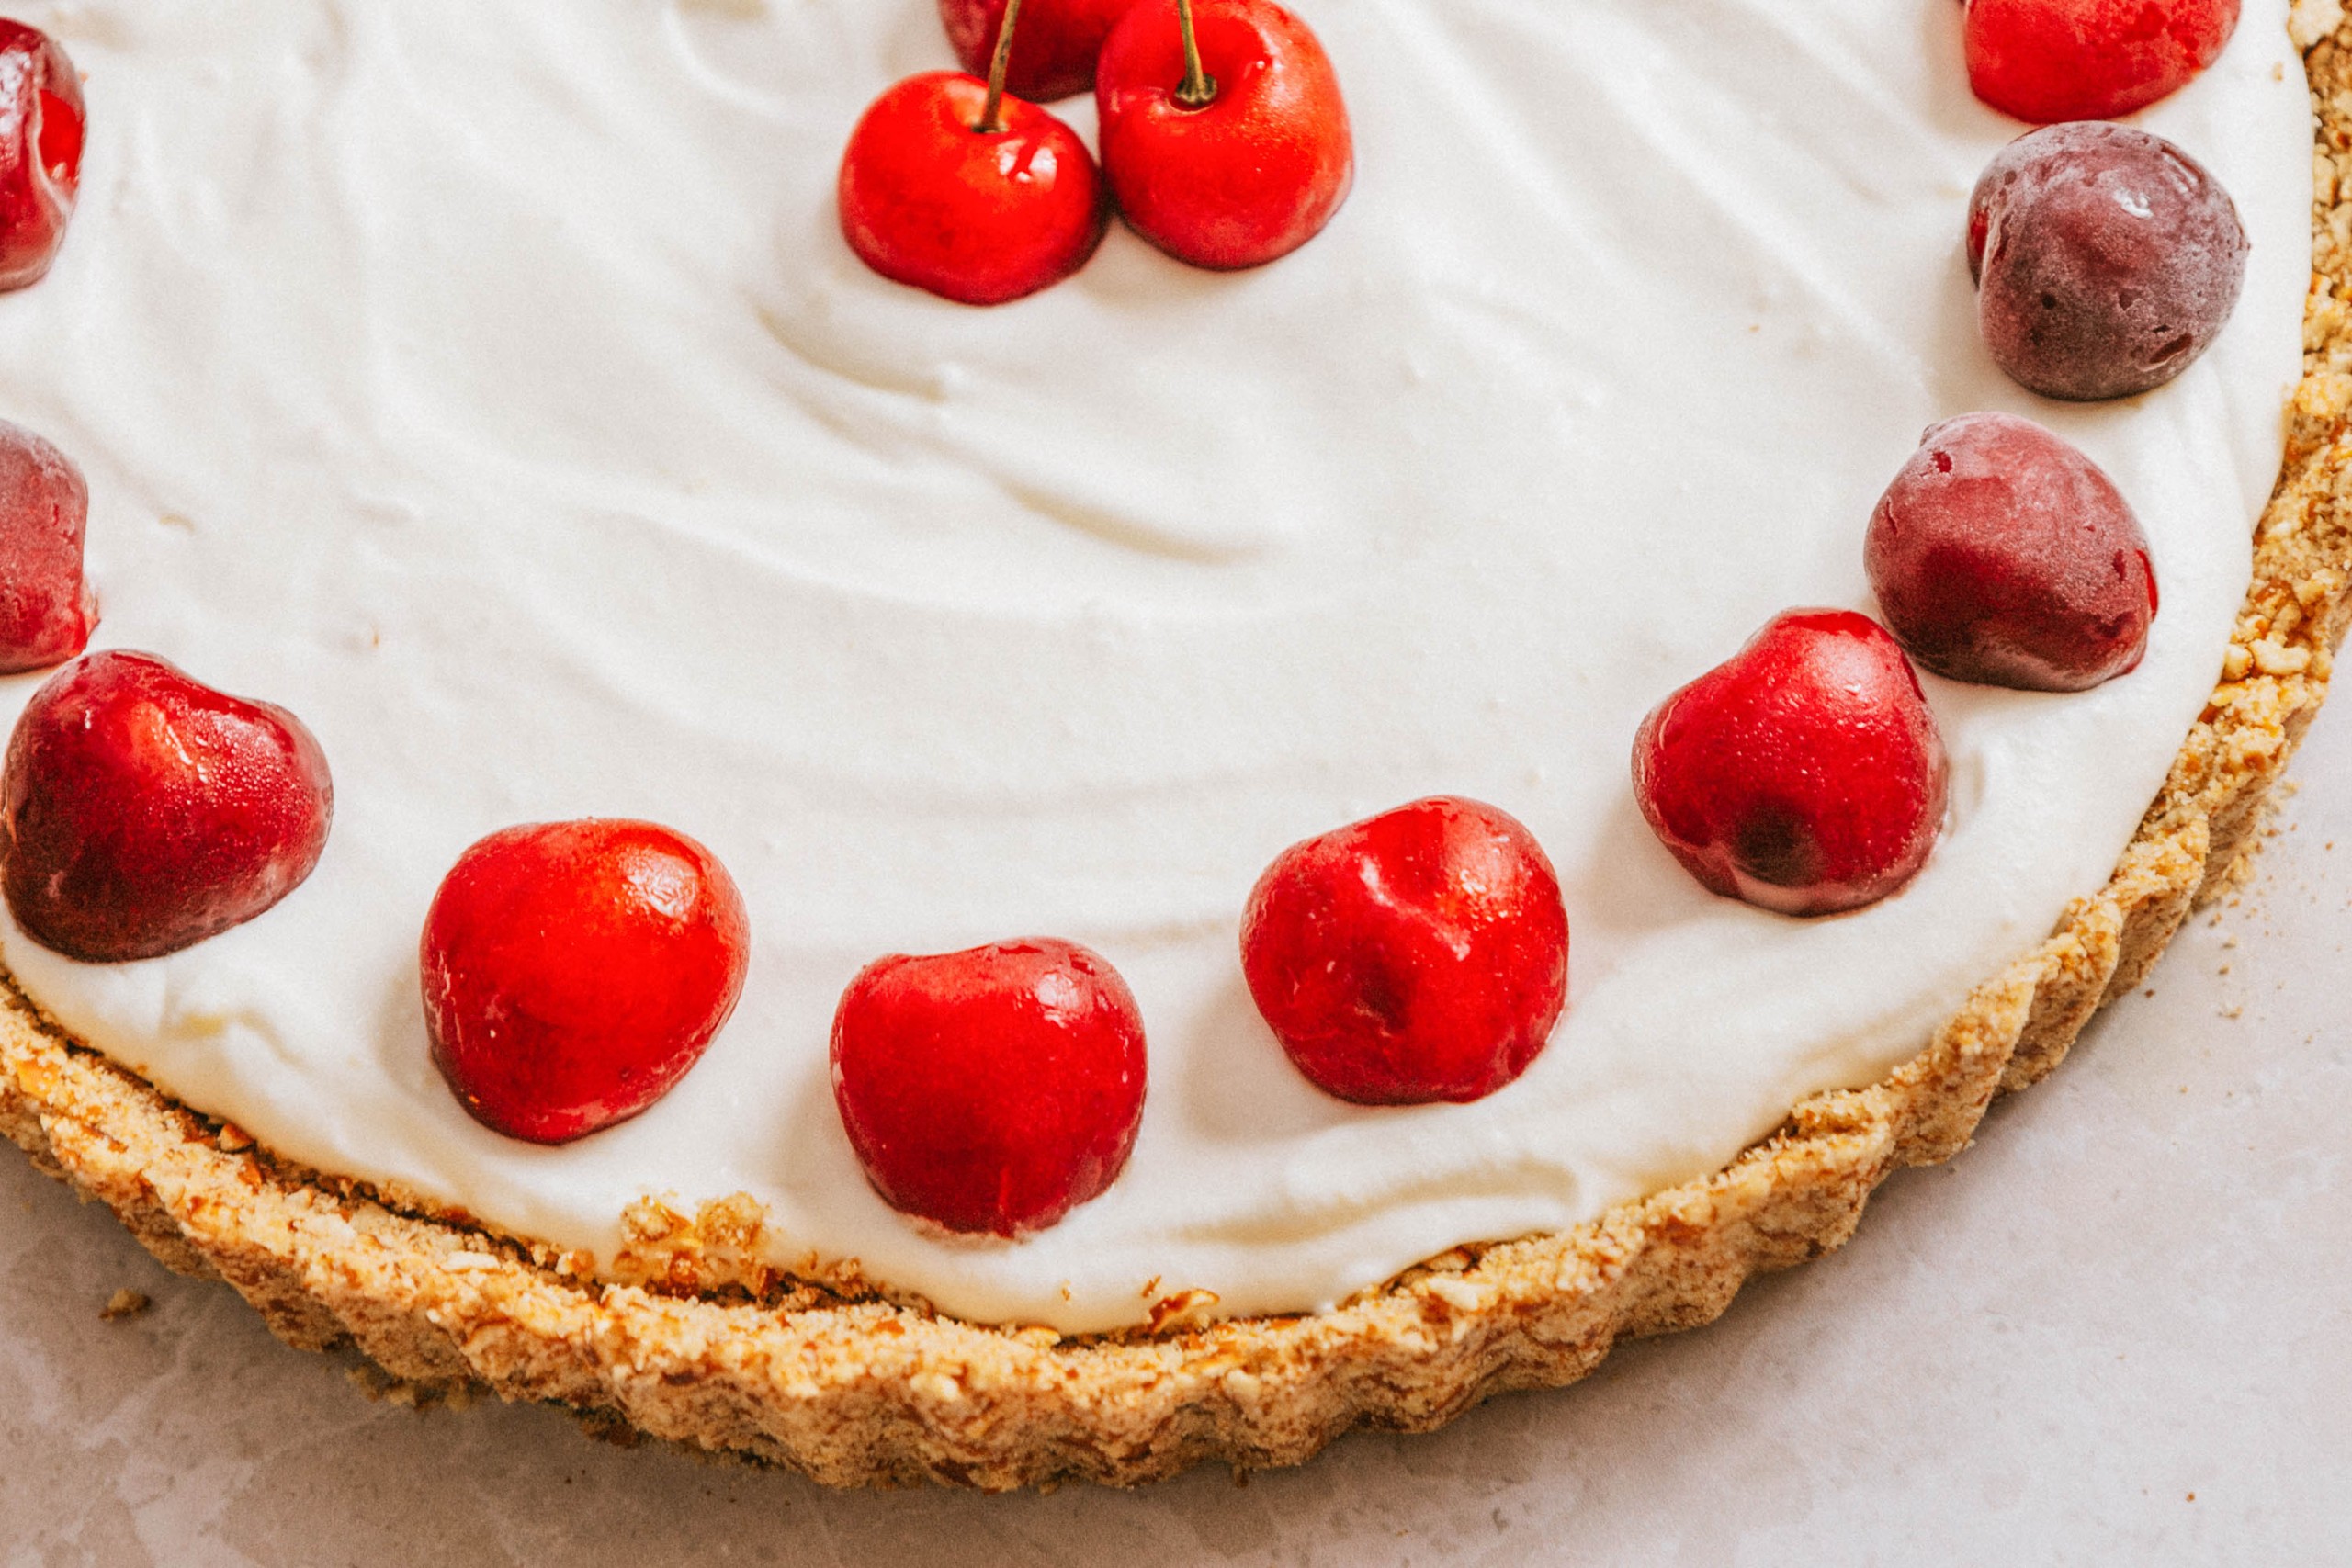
[977,0,1028,133]
[1175,0,1217,108]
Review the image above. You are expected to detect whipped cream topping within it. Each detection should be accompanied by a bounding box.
[0,0,2310,1332]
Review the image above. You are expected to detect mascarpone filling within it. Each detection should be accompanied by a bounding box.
[0,0,2312,1331]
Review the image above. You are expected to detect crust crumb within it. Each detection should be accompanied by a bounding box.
[1147,1289,1221,1335]
[615,1193,785,1299]
[99,1288,149,1321]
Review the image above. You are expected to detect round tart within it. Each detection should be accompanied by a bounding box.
[3,0,2349,1486]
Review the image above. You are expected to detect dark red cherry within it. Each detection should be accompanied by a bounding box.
[2,651,333,962]
[1964,0,2240,124]
[1970,121,2247,401]
[1241,796,1568,1106]
[1868,412,2156,691]
[940,0,1137,103]
[0,418,94,673]
[0,21,81,290]
[1634,612,1948,918]
[1095,0,1353,270]
[831,938,1146,1236]
[422,819,751,1145]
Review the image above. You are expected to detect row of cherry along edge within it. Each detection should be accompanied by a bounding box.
[0,0,2256,1247]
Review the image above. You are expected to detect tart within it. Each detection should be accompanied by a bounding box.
[3,0,2350,1488]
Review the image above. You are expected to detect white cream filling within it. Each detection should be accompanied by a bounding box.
[0,0,2310,1332]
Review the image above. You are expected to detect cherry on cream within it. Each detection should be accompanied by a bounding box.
[0,21,84,291]
[1868,413,2156,693]
[1,650,333,963]
[422,819,751,1145]
[1634,612,1949,919]
[1096,0,1353,270]
[831,938,1147,1236]
[0,418,95,674]
[1964,0,2239,124]
[839,0,1108,306]
[1241,797,1568,1106]
[939,0,1138,103]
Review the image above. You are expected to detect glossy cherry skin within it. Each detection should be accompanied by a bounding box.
[940,0,1138,103]
[839,71,1108,306]
[1241,796,1567,1107]
[1634,612,1949,918]
[2,651,333,962]
[422,819,750,1145]
[1096,0,1353,269]
[0,22,83,290]
[1970,122,2247,401]
[1868,412,2156,691]
[831,938,1146,1236]
[1964,0,2239,124]
[0,419,93,672]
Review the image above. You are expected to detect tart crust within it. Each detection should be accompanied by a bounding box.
[9,24,2352,1494]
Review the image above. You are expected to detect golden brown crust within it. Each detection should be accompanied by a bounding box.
[8,27,2352,1493]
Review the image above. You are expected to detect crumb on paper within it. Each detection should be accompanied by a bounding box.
[345,1364,471,1412]
[99,1289,149,1321]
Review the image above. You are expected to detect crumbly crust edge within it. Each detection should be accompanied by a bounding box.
[8,23,2352,1493]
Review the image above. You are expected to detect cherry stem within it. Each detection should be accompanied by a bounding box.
[978,0,1027,134]
[1175,0,1217,108]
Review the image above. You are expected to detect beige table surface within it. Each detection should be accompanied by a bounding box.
[4,705,2347,1566]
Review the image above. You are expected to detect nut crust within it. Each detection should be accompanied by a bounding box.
[8,28,2352,1492]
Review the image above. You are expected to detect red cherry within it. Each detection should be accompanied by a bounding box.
[0,21,84,290]
[1095,0,1353,270]
[1240,796,1568,1107]
[1634,612,1948,918]
[421,819,750,1146]
[838,71,1108,306]
[940,0,1137,103]
[0,418,94,673]
[2,650,333,962]
[1867,412,2156,692]
[831,938,1146,1236]
[1964,0,2239,125]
